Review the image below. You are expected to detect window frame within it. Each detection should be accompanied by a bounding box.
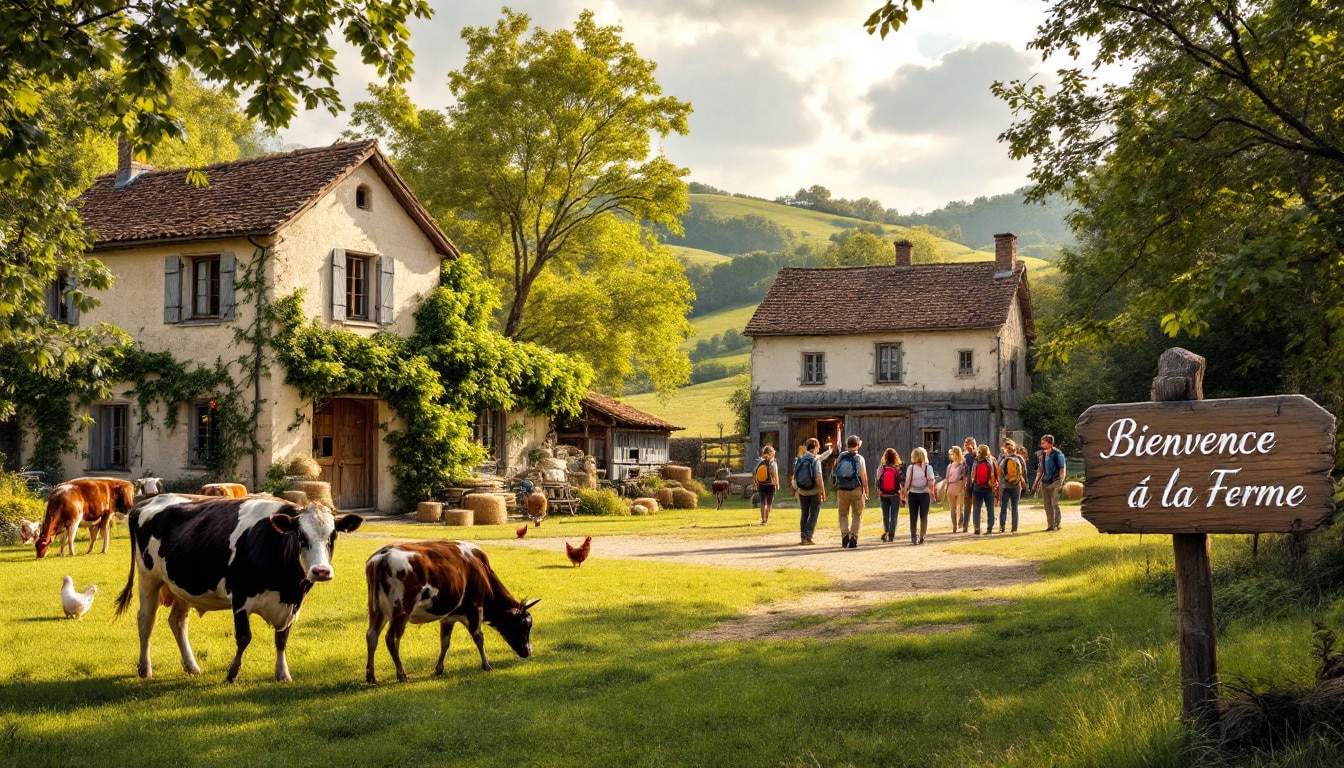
[49,270,73,323]
[801,352,826,386]
[90,403,130,471]
[188,401,220,467]
[472,409,504,460]
[190,255,222,319]
[1009,356,1018,390]
[875,342,904,384]
[355,184,372,210]
[346,253,372,321]
[957,349,975,377]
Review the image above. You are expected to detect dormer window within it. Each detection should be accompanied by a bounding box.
[355,184,371,210]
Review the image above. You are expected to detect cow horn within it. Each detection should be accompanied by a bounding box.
[522,598,541,610]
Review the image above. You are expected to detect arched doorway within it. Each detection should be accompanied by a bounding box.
[312,398,375,510]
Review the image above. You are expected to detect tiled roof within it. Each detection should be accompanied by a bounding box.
[582,392,683,432]
[76,140,458,256]
[744,261,1033,338]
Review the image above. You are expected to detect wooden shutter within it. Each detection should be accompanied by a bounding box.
[219,251,236,321]
[330,249,346,323]
[376,256,395,325]
[163,256,182,323]
[44,278,58,319]
[65,273,79,326]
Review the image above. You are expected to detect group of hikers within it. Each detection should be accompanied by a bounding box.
[750,434,1068,548]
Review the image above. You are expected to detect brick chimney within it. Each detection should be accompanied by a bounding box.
[894,239,913,268]
[993,232,1017,277]
[114,138,152,188]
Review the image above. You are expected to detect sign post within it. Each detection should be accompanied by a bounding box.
[1075,348,1337,730]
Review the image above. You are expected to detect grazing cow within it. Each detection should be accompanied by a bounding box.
[364,541,539,683]
[114,494,363,682]
[201,482,248,498]
[711,480,731,510]
[36,478,135,559]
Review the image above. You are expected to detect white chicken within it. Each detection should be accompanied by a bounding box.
[61,576,97,619]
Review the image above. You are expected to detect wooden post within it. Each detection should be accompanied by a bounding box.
[1152,348,1220,732]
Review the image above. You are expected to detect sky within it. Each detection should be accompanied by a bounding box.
[280,0,1057,213]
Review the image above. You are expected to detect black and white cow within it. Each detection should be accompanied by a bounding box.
[114,494,363,682]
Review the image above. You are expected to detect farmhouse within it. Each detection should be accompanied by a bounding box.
[743,233,1034,475]
[17,140,464,510]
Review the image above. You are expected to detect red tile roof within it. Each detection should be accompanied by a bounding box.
[582,392,683,432]
[744,261,1033,338]
[76,140,458,256]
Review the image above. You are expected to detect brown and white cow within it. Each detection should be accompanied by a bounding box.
[364,541,539,683]
[35,478,136,559]
[114,494,363,682]
[201,483,248,498]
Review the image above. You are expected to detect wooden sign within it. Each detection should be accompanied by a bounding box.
[1077,394,1336,534]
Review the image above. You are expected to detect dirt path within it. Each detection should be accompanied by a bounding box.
[492,503,1085,641]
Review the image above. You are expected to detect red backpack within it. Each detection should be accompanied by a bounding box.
[974,460,995,489]
[878,465,899,494]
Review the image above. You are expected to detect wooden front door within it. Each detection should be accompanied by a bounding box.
[313,398,374,510]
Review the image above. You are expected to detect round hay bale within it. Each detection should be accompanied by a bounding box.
[630,504,650,516]
[280,490,308,506]
[526,492,548,518]
[416,502,443,523]
[633,497,660,513]
[286,456,322,478]
[442,508,473,527]
[656,488,674,509]
[1063,481,1085,500]
[660,464,693,485]
[293,481,334,506]
[670,488,698,509]
[464,493,507,525]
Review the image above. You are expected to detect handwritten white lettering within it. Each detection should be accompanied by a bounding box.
[1100,418,1277,459]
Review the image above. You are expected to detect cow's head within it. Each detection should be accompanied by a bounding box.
[35,535,51,559]
[134,477,163,496]
[269,503,363,582]
[490,598,540,659]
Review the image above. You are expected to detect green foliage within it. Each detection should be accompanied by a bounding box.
[576,488,630,516]
[0,472,43,544]
[260,462,292,497]
[664,202,792,255]
[889,188,1075,253]
[775,184,893,223]
[727,373,751,436]
[863,1,932,39]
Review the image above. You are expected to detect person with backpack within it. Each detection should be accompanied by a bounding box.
[945,446,967,533]
[831,435,868,549]
[754,445,780,526]
[997,438,1027,533]
[1032,434,1068,531]
[902,447,937,545]
[790,438,829,545]
[970,444,1000,535]
[959,437,979,532]
[875,448,905,543]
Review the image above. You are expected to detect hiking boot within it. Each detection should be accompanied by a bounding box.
[840,535,850,548]
[919,535,926,544]
[849,536,859,549]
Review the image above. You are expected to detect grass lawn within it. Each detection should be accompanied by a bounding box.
[621,377,738,437]
[2,511,1338,767]
[682,303,758,351]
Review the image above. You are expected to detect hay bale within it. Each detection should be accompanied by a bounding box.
[280,491,308,506]
[662,480,683,489]
[656,488,674,509]
[464,493,508,525]
[660,464,693,485]
[416,502,443,523]
[526,492,548,518]
[442,508,473,527]
[633,497,660,513]
[1063,481,1085,500]
[670,488,698,509]
[571,471,597,490]
[293,481,334,506]
[286,456,321,478]
[631,504,650,516]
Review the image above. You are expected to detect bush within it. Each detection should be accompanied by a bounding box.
[670,488,699,509]
[260,462,292,496]
[576,488,630,516]
[0,472,45,545]
[626,475,664,498]
[682,478,706,495]
[160,473,218,495]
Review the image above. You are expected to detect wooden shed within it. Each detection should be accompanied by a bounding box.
[555,393,684,481]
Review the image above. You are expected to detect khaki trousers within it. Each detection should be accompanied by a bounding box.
[837,488,865,536]
[1042,480,1063,529]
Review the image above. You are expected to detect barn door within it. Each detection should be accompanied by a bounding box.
[313,398,374,510]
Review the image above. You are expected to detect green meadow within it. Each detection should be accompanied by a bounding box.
[1,508,1339,767]
[622,376,741,437]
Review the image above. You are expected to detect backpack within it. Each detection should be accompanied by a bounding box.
[974,460,995,489]
[793,455,818,490]
[1003,456,1024,485]
[834,452,861,490]
[878,465,899,495]
[755,459,771,484]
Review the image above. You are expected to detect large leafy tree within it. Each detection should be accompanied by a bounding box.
[0,0,431,416]
[348,8,692,340]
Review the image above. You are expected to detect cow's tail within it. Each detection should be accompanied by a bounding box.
[114,511,139,619]
[365,553,385,621]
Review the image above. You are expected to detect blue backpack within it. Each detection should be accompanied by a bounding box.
[834,452,861,490]
[793,455,818,490]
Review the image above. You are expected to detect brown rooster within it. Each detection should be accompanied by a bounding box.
[565,536,592,567]
[516,524,528,539]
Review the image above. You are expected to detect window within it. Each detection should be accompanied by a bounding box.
[346,254,371,320]
[355,184,371,210]
[1010,357,1018,390]
[48,270,73,323]
[923,430,943,462]
[189,402,220,466]
[191,256,221,318]
[957,350,974,376]
[876,343,903,383]
[90,404,129,471]
[802,352,826,385]
[472,410,503,460]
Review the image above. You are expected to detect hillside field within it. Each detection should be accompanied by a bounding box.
[622,376,739,437]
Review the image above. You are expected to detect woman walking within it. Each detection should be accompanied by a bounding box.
[754,445,779,526]
[945,446,967,533]
[997,438,1027,533]
[970,444,1000,535]
[875,448,904,543]
[902,447,936,545]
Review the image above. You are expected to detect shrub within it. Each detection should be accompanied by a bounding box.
[576,488,629,516]
[0,472,45,545]
[160,473,219,495]
[626,475,664,498]
[260,463,292,496]
[682,478,706,495]
[670,488,698,509]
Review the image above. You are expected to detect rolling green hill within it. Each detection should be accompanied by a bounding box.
[669,245,731,267]
[622,376,740,437]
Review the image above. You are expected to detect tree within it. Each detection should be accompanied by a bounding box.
[349,9,691,339]
[0,0,432,417]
